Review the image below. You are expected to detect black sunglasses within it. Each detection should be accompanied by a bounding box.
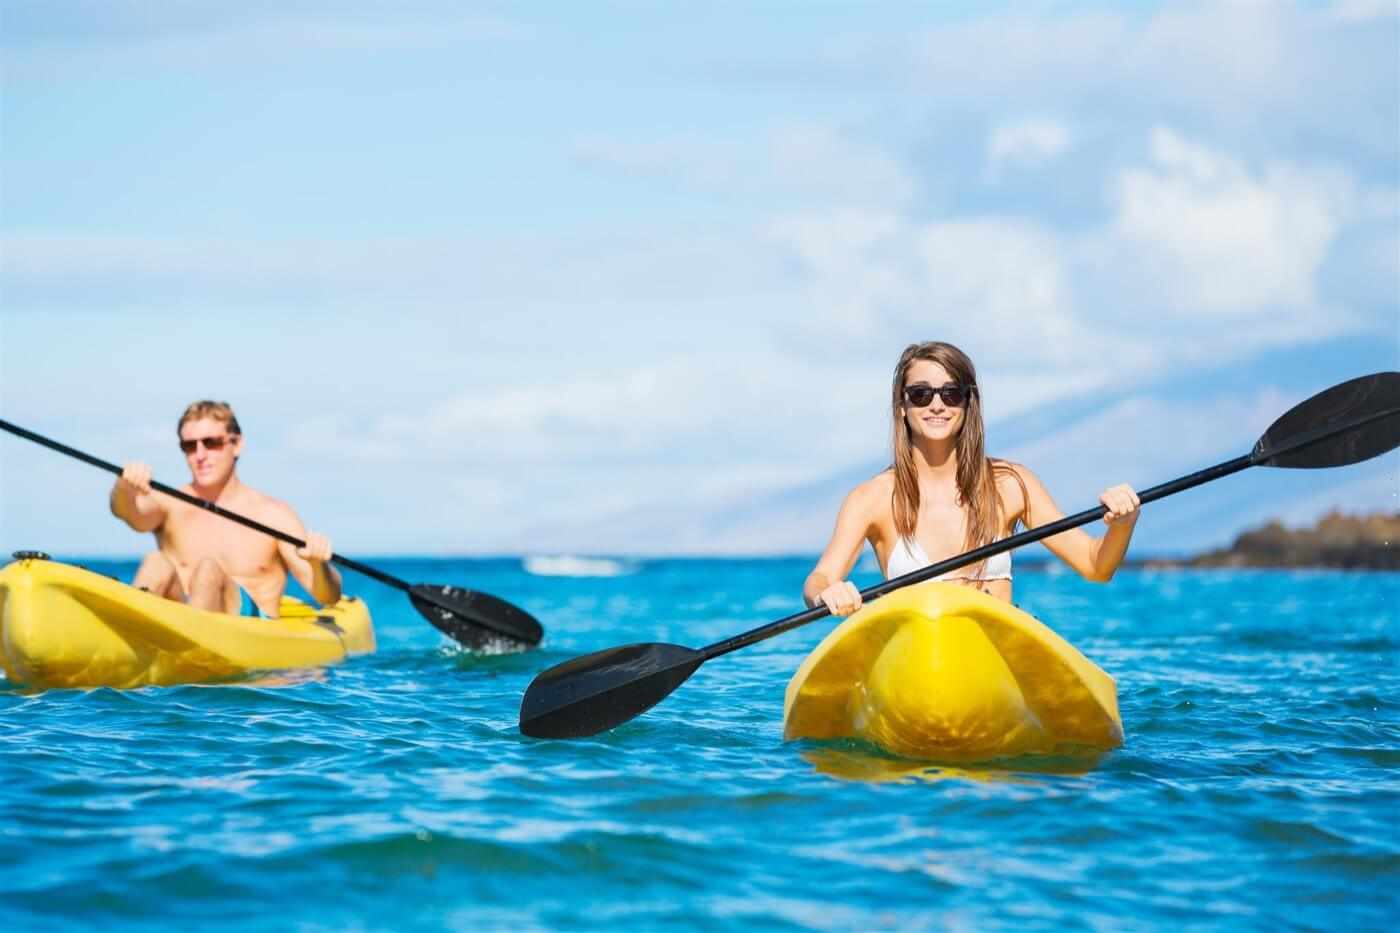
[179,435,233,454]
[903,382,975,408]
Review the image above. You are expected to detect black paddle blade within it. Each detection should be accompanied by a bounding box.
[1253,372,1400,469]
[409,584,543,652]
[519,642,704,739]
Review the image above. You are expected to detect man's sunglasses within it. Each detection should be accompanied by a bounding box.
[179,435,234,454]
[903,383,975,408]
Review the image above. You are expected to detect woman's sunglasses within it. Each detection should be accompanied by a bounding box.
[179,435,233,454]
[903,383,975,408]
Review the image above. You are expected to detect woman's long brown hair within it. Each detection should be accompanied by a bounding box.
[890,342,1024,575]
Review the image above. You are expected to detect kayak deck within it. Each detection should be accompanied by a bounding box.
[783,582,1122,762]
[0,556,375,689]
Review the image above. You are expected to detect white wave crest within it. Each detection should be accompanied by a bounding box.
[522,555,637,577]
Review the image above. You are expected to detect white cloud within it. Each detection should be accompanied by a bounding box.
[763,208,912,340]
[768,123,918,206]
[757,125,1381,433]
[366,366,687,461]
[287,353,881,471]
[986,118,1072,178]
[0,229,784,310]
[761,209,1170,431]
[914,219,1069,331]
[1006,388,1295,493]
[572,135,744,190]
[574,122,917,209]
[1328,0,1400,23]
[765,211,1087,350]
[1361,186,1400,222]
[900,5,1397,158]
[3,4,527,61]
[4,234,217,277]
[4,4,1395,556]
[913,12,1126,94]
[1110,127,1356,314]
[1362,232,1400,286]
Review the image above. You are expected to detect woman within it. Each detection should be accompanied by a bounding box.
[803,341,1141,615]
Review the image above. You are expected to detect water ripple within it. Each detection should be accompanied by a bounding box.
[2,563,1396,930]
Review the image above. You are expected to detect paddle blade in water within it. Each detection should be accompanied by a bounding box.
[409,584,543,652]
[519,642,704,738]
[1253,372,1400,469]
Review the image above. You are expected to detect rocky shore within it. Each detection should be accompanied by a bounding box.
[1143,511,1399,571]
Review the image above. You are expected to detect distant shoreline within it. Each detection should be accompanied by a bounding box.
[25,512,1400,572]
[1134,511,1399,572]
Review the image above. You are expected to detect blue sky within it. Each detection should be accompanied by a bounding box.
[2,0,1397,558]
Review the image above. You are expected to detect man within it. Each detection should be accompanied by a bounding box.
[110,400,341,619]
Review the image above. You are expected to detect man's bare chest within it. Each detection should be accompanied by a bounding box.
[158,505,280,574]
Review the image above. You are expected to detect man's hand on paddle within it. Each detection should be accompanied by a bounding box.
[119,461,154,496]
[296,531,333,564]
[110,461,167,532]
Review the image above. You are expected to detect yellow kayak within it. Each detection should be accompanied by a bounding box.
[783,582,1122,762]
[0,555,375,689]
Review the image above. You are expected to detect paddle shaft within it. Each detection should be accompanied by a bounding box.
[0,417,409,594]
[699,455,1247,660]
[517,374,1397,738]
[700,403,1398,661]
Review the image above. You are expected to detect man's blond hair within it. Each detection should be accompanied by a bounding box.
[177,400,242,436]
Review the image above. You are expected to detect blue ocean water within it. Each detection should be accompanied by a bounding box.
[3,557,1397,931]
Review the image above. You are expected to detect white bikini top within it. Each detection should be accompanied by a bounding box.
[885,535,1012,582]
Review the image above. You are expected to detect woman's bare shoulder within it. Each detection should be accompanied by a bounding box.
[857,469,896,498]
[843,470,894,514]
[991,459,1036,512]
[992,459,1042,484]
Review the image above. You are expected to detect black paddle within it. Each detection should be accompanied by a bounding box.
[519,372,1400,738]
[0,418,544,652]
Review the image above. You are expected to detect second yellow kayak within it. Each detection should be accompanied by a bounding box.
[0,555,375,690]
[783,582,1122,762]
